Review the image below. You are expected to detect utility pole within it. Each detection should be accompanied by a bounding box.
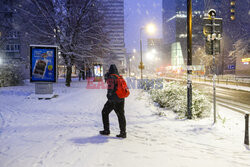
[139,28,144,79]
[211,12,217,124]
[140,38,143,79]
[187,0,192,119]
[129,58,131,77]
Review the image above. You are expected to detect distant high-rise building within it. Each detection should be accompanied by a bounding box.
[162,0,205,67]
[162,0,250,75]
[147,38,163,51]
[203,1,249,75]
[206,0,250,75]
[102,0,126,72]
[147,38,164,65]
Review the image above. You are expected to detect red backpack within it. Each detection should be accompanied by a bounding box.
[111,74,130,98]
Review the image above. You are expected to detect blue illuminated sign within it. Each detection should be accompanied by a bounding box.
[228,65,235,70]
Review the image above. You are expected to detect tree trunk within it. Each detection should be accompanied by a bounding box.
[82,65,86,80]
[66,65,72,87]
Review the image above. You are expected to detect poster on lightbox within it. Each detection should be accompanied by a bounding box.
[94,65,103,77]
[30,45,57,82]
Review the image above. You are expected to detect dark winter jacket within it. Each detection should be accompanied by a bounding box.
[105,64,124,103]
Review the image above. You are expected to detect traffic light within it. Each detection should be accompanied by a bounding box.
[203,9,223,55]
[230,0,236,20]
[203,18,222,36]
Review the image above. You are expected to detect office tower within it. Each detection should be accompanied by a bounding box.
[102,0,126,72]
[162,0,205,66]
[207,0,249,75]
[147,38,163,65]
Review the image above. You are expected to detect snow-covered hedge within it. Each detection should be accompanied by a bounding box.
[149,81,211,119]
[0,65,24,87]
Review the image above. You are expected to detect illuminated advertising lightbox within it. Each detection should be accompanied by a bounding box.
[30,45,57,82]
[94,64,103,77]
[242,58,250,63]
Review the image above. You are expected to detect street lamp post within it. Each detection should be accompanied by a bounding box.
[140,27,144,79]
[139,24,156,79]
[129,58,132,77]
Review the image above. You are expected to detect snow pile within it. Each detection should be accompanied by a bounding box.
[149,81,211,118]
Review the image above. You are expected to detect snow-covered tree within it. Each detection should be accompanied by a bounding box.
[229,38,250,62]
[16,0,111,86]
[193,46,220,75]
[0,60,25,87]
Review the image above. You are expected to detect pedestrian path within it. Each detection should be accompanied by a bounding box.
[0,80,249,167]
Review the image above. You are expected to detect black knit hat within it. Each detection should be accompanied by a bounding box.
[108,64,119,75]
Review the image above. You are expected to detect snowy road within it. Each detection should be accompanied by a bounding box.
[0,80,250,167]
[194,84,250,114]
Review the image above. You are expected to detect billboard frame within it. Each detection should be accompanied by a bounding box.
[30,45,58,83]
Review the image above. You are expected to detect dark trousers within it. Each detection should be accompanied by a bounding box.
[102,100,126,132]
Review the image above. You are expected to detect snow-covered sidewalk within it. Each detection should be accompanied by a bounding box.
[0,80,250,167]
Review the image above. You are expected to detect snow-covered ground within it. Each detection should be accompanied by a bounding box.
[0,79,250,167]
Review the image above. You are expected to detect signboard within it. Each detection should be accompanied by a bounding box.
[30,45,57,82]
[94,64,103,77]
[228,65,235,70]
[138,62,145,70]
[242,58,250,62]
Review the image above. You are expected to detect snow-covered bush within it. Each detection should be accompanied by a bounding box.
[149,81,211,119]
[0,64,24,87]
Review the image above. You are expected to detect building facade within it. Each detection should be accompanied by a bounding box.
[162,0,249,76]
[102,0,126,73]
[0,0,20,64]
[147,38,164,66]
[162,0,205,67]
[210,0,250,75]
[0,0,29,80]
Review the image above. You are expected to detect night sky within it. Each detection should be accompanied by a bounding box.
[124,0,163,53]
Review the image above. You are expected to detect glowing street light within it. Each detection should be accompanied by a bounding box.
[146,52,154,60]
[139,23,157,79]
[146,23,156,34]
[129,58,132,77]
[151,48,157,54]
[146,49,157,60]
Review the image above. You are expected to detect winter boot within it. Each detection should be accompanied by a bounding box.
[99,130,110,135]
[116,131,126,138]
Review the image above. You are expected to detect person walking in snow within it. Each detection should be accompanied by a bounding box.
[99,64,128,138]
